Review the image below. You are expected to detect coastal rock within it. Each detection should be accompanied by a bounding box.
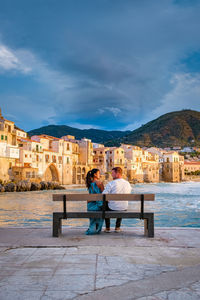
[5,183,16,192]
[0,184,5,192]
[31,182,41,191]
[47,181,54,189]
[16,180,31,192]
[54,183,65,190]
[40,181,48,190]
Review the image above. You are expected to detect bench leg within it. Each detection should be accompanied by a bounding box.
[144,214,154,238]
[53,213,62,237]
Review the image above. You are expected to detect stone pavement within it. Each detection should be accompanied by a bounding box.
[0,227,200,299]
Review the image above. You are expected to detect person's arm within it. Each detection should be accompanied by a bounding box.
[102,182,112,194]
[95,180,104,192]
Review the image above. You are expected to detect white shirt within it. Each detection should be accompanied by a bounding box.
[102,178,132,210]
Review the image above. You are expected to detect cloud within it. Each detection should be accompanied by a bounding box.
[0,0,200,131]
[67,122,102,130]
[98,107,121,117]
[152,72,200,117]
[0,44,31,73]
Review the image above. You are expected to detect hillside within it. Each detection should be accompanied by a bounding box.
[28,125,130,144]
[105,110,200,147]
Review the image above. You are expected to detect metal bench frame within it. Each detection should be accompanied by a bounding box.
[52,193,154,238]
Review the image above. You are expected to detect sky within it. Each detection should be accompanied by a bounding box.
[0,0,200,132]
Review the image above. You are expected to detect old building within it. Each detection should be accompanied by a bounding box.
[106,147,125,174]
[162,152,182,182]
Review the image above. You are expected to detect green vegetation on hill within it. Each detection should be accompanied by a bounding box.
[105,110,200,147]
[28,125,130,144]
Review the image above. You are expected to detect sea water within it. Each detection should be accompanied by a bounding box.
[0,182,199,228]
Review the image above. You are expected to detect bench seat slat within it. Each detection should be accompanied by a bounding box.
[53,194,103,201]
[53,193,155,201]
[53,212,153,218]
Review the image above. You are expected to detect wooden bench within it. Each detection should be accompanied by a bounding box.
[52,193,155,238]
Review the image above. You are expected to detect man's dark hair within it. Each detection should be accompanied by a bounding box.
[112,167,122,175]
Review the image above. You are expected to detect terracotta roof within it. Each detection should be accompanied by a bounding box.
[14,125,26,133]
[39,134,62,140]
[184,161,200,165]
[43,148,57,153]
[17,137,34,143]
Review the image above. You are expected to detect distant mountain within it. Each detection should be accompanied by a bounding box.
[105,110,200,148]
[28,125,130,144]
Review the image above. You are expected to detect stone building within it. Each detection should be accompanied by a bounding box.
[121,145,144,182]
[106,147,125,173]
[184,161,200,174]
[92,147,109,179]
[162,152,182,182]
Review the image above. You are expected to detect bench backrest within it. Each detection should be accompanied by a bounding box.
[53,194,155,201]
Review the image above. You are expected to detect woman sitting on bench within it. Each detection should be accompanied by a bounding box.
[85,168,104,235]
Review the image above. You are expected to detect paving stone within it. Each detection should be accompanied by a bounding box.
[55,263,95,275]
[41,290,78,299]
[13,267,55,276]
[0,254,29,265]
[5,247,37,256]
[191,281,200,296]
[96,274,133,289]
[34,247,66,256]
[46,274,94,292]
[60,254,96,264]
[0,289,44,300]
[22,255,62,268]
[167,289,200,300]
[0,275,52,291]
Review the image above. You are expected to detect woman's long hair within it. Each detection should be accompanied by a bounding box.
[86,168,99,189]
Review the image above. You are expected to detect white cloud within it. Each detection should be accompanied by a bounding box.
[98,106,121,117]
[152,73,200,118]
[0,44,31,73]
[67,122,102,130]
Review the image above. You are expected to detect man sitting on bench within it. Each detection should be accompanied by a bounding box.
[103,167,132,233]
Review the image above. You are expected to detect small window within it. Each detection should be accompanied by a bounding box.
[1,135,3,140]
[5,136,7,141]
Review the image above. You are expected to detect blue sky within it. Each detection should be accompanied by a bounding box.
[0,0,200,132]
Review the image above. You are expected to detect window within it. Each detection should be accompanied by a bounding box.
[5,136,7,141]
[1,135,3,140]
[26,172,31,178]
[25,154,27,158]
[67,143,70,151]
[9,162,12,169]
[45,155,49,163]
[36,145,39,151]
[67,157,70,164]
